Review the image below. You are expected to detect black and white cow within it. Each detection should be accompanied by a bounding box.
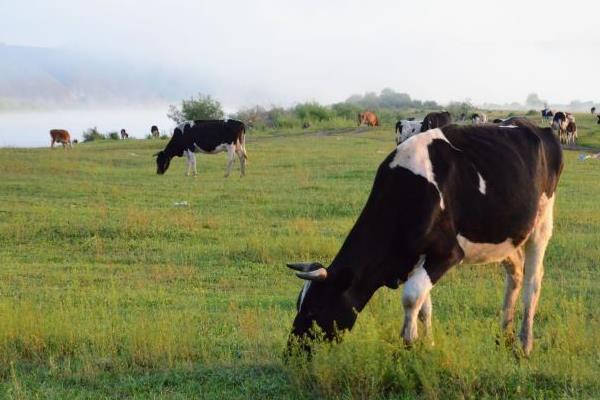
[551,112,574,145]
[154,119,248,177]
[471,112,488,124]
[395,120,423,144]
[287,120,563,356]
[420,111,452,132]
[541,108,554,123]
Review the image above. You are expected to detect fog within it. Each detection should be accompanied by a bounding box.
[2,0,598,109]
[0,108,173,147]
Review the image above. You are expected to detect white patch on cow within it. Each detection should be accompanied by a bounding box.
[402,255,433,343]
[500,125,518,128]
[397,120,423,143]
[193,143,230,154]
[298,281,312,312]
[403,255,432,304]
[477,172,486,195]
[456,234,516,264]
[389,128,454,209]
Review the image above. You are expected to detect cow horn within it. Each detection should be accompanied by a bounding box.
[287,262,327,281]
[286,262,323,272]
[295,268,328,281]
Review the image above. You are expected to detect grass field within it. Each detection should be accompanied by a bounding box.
[1,114,599,399]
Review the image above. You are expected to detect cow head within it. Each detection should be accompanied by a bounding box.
[286,262,357,353]
[154,151,171,174]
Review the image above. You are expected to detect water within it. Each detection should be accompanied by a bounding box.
[0,107,175,147]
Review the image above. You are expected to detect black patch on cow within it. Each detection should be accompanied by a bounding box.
[421,111,452,132]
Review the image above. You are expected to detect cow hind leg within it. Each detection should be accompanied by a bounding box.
[520,194,554,356]
[500,248,524,342]
[224,145,235,177]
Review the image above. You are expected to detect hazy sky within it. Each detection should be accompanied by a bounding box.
[1,0,598,108]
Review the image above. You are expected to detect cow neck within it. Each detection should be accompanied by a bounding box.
[327,227,389,313]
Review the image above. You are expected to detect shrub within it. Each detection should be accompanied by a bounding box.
[167,93,224,123]
[108,132,120,140]
[82,127,106,142]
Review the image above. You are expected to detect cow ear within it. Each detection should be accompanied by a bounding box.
[287,262,327,281]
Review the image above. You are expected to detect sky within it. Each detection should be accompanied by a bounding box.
[1,0,599,108]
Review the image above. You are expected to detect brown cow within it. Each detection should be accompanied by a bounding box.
[49,129,72,149]
[359,111,379,127]
[566,121,577,145]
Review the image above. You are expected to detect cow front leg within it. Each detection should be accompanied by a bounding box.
[417,292,433,344]
[224,145,235,177]
[520,195,554,356]
[402,240,463,345]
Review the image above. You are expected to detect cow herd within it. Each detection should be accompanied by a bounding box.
[44,106,587,358]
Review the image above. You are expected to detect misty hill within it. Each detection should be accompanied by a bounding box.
[0,44,203,109]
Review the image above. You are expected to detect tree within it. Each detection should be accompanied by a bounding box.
[525,93,545,109]
[167,93,224,123]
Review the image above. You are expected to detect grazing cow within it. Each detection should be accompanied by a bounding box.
[541,108,554,123]
[151,125,160,138]
[395,120,422,144]
[591,107,596,114]
[566,121,578,145]
[286,120,563,356]
[551,112,574,144]
[120,129,129,139]
[49,129,72,149]
[471,113,488,124]
[154,119,247,177]
[420,111,452,132]
[359,111,379,127]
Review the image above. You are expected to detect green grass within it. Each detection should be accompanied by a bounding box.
[0,116,599,399]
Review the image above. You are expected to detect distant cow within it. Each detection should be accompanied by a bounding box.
[471,113,488,124]
[551,112,573,144]
[120,129,129,139]
[358,111,379,127]
[597,115,600,124]
[541,108,554,123]
[154,119,247,177]
[420,111,452,132]
[286,120,563,357]
[49,129,72,149]
[591,107,596,114]
[395,120,422,144]
[151,125,160,138]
